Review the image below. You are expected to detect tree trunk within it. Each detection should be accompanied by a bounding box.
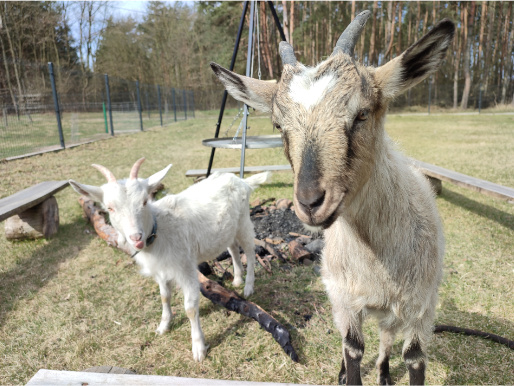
[289,1,294,47]
[0,14,18,116]
[453,5,464,109]
[384,1,396,60]
[460,2,475,110]
[5,197,59,240]
[369,1,378,65]
[396,1,402,57]
[281,1,289,43]
[500,3,512,104]
[260,2,274,78]
[482,1,495,97]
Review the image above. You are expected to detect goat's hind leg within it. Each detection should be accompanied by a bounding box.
[377,326,397,385]
[228,242,244,288]
[403,336,426,385]
[155,278,174,335]
[239,235,255,297]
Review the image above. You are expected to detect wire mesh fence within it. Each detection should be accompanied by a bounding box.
[0,60,195,160]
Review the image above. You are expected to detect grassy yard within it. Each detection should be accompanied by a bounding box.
[0,110,512,385]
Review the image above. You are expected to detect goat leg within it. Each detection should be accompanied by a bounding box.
[78,197,299,363]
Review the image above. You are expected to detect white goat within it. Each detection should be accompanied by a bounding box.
[69,158,270,362]
[211,12,454,385]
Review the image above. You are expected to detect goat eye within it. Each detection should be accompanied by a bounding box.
[357,110,369,121]
[107,207,114,213]
[273,123,282,132]
[143,199,148,206]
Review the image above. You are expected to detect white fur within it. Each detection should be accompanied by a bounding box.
[289,68,336,110]
[70,166,271,362]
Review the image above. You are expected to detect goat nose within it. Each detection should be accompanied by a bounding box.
[297,188,325,213]
[130,233,142,242]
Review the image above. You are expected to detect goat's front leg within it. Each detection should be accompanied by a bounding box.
[403,337,426,385]
[333,307,364,385]
[155,278,173,335]
[180,274,207,362]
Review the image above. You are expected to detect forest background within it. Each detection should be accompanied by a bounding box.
[0,1,513,111]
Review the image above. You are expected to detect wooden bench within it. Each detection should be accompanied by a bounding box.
[187,161,514,204]
[26,369,314,386]
[0,180,69,240]
[411,159,514,203]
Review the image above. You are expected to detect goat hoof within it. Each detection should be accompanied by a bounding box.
[232,277,244,287]
[192,342,208,362]
[155,324,170,335]
[243,286,254,297]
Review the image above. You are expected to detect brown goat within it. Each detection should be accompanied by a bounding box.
[211,11,454,385]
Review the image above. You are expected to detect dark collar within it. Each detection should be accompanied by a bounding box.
[131,217,158,258]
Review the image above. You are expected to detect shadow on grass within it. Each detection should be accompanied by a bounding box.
[440,187,514,231]
[0,222,91,327]
[433,298,514,385]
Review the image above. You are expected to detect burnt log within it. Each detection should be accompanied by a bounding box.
[77,196,299,362]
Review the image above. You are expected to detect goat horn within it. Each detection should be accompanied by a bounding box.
[332,10,371,57]
[92,164,116,183]
[279,41,297,66]
[130,157,146,180]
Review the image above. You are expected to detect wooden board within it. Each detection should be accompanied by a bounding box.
[0,180,69,222]
[26,369,315,386]
[411,159,514,202]
[186,164,292,178]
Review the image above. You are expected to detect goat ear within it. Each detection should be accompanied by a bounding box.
[147,164,172,192]
[375,19,455,99]
[69,180,104,203]
[210,62,277,113]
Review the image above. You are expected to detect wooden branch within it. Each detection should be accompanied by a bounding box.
[254,238,287,263]
[198,272,298,362]
[78,196,299,362]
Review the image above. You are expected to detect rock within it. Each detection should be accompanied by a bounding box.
[288,239,314,262]
[305,239,325,254]
[303,258,313,266]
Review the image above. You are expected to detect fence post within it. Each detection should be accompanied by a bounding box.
[183,89,187,120]
[191,90,195,118]
[48,62,65,149]
[104,75,114,136]
[102,102,108,133]
[158,85,163,126]
[145,89,150,119]
[428,77,432,115]
[172,88,177,122]
[136,80,143,131]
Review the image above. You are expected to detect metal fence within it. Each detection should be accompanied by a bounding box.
[0,61,195,160]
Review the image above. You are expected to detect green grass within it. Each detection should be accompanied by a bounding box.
[0,110,513,385]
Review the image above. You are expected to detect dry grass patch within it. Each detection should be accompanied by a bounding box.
[0,111,513,385]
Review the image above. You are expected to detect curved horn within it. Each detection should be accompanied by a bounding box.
[129,157,145,180]
[91,164,116,183]
[332,10,371,57]
[279,41,297,66]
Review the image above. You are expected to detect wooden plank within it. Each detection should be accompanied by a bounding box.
[411,159,514,202]
[186,164,292,178]
[26,369,315,386]
[0,181,69,222]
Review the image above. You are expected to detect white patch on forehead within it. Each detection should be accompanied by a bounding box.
[289,68,336,110]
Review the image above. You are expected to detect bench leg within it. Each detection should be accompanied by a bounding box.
[427,176,442,195]
[5,196,59,240]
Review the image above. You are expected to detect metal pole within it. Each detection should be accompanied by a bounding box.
[145,89,150,119]
[158,85,163,126]
[240,1,256,179]
[267,1,287,41]
[136,80,143,131]
[102,101,108,133]
[172,88,177,122]
[428,77,432,115]
[191,91,195,118]
[48,62,65,148]
[104,74,114,136]
[183,89,187,120]
[206,1,249,177]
